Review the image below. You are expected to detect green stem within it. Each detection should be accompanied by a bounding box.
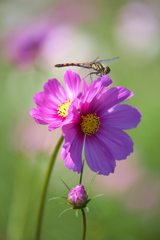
[79,160,84,185]
[35,135,64,240]
[81,209,86,240]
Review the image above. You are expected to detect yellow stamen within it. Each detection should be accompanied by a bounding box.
[57,100,72,118]
[80,113,100,136]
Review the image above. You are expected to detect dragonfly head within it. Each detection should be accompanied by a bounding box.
[104,66,110,75]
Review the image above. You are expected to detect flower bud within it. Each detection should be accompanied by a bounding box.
[68,185,88,207]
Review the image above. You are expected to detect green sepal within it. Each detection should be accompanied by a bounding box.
[58,207,72,218]
[91,194,105,200]
[87,172,99,195]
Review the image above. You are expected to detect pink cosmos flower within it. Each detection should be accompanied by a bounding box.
[30,70,83,130]
[61,75,142,176]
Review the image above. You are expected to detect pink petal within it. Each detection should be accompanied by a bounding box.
[90,74,112,91]
[30,108,61,126]
[85,135,116,175]
[33,92,57,111]
[91,87,133,113]
[101,104,142,129]
[64,70,82,99]
[61,125,84,173]
[48,117,64,131]
[30,108,49,124]
[44,78,67,103]
[80,75,112,105]
[97,128,133,160]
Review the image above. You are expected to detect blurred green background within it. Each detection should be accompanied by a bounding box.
[0,0,160,239]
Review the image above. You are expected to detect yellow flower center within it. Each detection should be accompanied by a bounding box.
[57,100,72,118]
[80,113,100,136]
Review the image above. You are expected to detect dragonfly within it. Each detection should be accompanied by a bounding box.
[54,57,119,77]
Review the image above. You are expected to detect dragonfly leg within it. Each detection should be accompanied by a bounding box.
[82,72,99,81]
[89,72,102,81]
[82,71,103,81]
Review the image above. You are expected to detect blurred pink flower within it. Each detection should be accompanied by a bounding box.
[125,173,160,212]
[114,1,159,54]
[40,25,97,69]
[95,153,160,212]
[52,0,97,25]
[2,0,97,68]
[95,154,142,193]
[3,18,52,67]
[10,114,61,158]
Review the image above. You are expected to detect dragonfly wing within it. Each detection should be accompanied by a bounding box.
[96,57,120,64]
[82,57,100,67]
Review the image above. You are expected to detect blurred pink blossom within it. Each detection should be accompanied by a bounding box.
[52,0,97,25]
[10,114,62,159]
[40,25,98,69]
[125,174,160,211]
[2,0,97,69]
[125,173,160,212]
[114,1,159,54]
[95,154,142,193]
[95,153,160,212]
[3,18,53,68]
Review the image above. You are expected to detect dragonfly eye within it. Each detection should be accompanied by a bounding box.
[105,66,110,74]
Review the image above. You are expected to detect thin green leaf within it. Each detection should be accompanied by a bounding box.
[59,176,70,190]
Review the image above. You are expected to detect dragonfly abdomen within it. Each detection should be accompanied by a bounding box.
[54,63,87,68]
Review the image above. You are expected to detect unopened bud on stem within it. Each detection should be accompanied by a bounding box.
[68,185,88,207]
